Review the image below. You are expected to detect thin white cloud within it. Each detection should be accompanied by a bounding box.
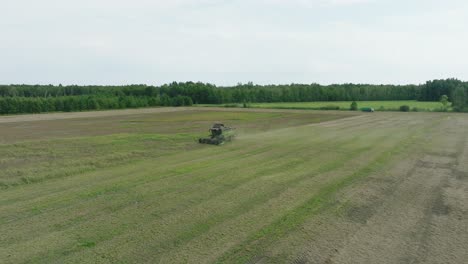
[261,0,375,7]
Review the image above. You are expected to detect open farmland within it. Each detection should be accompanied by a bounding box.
[200,100,447,112]
[249,101,446,111]
[1,108,467,263]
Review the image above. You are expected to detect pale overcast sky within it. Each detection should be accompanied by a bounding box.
[1,0,467,86]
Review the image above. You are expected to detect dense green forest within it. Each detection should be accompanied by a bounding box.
[1,79,467,114]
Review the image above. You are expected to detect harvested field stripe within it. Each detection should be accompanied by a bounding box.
[142,147,373,259]
[65,118,416,261]
[3,117,401,262]
[216,120,437,263]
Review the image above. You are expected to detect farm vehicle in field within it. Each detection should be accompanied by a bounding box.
[199,123,235,145]
[361,107,375,112]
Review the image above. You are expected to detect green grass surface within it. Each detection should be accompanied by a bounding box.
[199,100,448,111]
[0,109,449,263]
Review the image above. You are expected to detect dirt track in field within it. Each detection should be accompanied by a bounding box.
[0,108,467,263]
[0,107,356,124]
[0,108,191,123]
[264,113,468,264]
[332,115,468,264]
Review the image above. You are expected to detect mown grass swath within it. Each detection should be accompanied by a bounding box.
[1,109,457,263]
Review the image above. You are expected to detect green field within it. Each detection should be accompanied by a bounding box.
[200,100,448,111]
[1,107,467,263]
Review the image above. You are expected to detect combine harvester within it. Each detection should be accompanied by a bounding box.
[199,123,235,145]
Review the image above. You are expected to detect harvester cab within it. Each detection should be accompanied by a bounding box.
[199,123,235,145]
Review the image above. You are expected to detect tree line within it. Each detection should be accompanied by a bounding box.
[1,78,467,114]
[0,82,421,102]
[0,95,193,115]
